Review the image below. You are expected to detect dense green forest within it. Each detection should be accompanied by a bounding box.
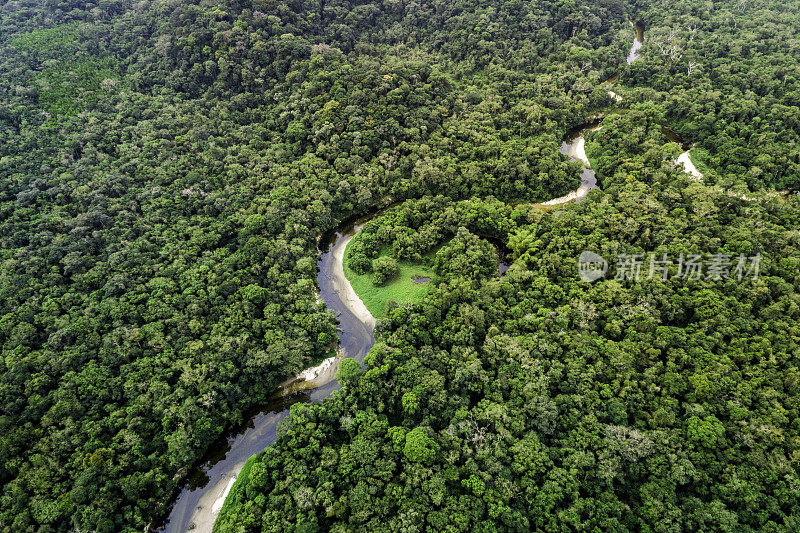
[627,0,800,190]
[0,0,798,530]
[219,185,800,531]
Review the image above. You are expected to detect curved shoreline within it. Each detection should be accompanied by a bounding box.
[331,231,377,330]
[158,129,611,530]
[545,124,602,205]
[269,228,376,398]
[677,150,703,180]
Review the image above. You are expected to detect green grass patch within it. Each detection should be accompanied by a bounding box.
[689,147,713,176]
[214,453,259,531]
[344,239,437,318]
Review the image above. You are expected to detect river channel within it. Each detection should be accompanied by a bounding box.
[158,222,375,532]
[157,21,648,532]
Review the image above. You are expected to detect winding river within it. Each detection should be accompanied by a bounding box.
[158,222,375,532]
[547,122,602,205]
[157,22,651,532]
[545,19,648,206]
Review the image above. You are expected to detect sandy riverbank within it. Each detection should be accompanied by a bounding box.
[677,151,703,180]
[331,232,377,329]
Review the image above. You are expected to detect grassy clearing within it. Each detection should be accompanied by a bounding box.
[689,147,713,176]
[343,239,437,318]
[214,453,258,530]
